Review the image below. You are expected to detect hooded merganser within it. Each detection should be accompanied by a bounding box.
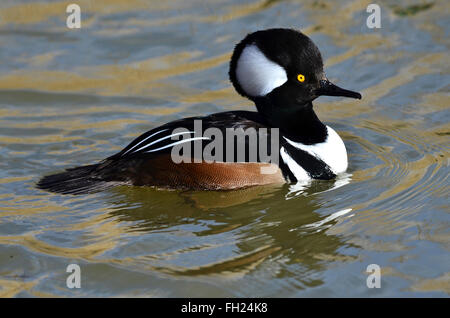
[37,28,361,195]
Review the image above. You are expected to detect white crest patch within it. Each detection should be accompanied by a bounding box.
[284,126,348,174]
[235,44,288,97]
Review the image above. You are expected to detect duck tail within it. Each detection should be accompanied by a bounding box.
[37,164,118,195]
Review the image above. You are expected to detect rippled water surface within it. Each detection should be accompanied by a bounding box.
[0,0,449,297]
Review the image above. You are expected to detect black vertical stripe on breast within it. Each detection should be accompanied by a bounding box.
[280,141,336,181]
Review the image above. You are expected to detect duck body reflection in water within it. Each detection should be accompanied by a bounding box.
[37,28,361,195]
[104,176,354,278]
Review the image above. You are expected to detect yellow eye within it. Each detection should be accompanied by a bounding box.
[297,74,305,82]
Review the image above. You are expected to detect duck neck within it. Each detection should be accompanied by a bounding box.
[254,98,328,145]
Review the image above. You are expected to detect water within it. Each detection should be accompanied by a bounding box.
[0,0,448,297]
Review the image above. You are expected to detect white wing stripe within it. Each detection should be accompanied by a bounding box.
[122,129,168,156]
[146,137,211,153]
[132,131,195,154]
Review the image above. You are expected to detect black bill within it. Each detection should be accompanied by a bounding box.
[316,79,362,99]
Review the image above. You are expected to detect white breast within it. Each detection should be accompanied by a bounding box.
[283,126,348,175]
